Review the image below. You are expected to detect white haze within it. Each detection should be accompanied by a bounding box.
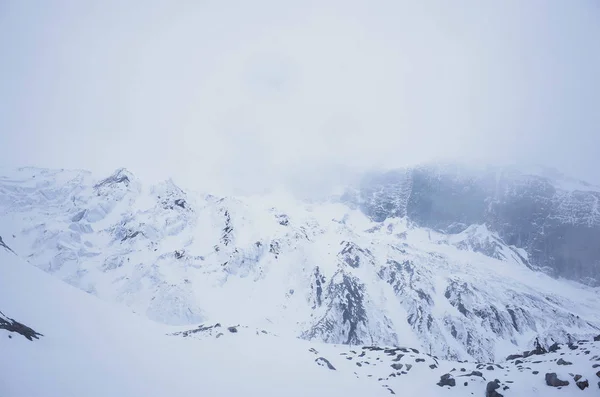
[1,0,599,195]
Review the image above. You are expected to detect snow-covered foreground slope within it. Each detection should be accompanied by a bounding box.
[0,248,386,397]
[1,167,600,364]
[2,247,600,396]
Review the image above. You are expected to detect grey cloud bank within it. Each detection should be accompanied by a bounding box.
[1,0,599,195]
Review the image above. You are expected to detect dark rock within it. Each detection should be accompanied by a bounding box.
[315,357,336,370]
[227,326,238,333]
[594,335,600,342]
[460,371,484,378]
[387,388,395,395]
[545,373,570,387]
[548,342,560,352]
[437,374,456,387]
[0,311,42,341]
[557,358,572,365]
[593,364,600,368]
[576,380,589,390]
[405,364,413,371]
[532,371,539,375]
[574,374,582,381]
[506,354,523,360]
[356,362,362,367]
[460,368,466,372]
[464,382,468,386]
[514,360,523,365]
[486,365,495,370]
[596,371,600,378]
[391,363,403,370]
[429,364,437,369]
[485,380,503,397]
[392,354,404,362]
[415,358,425,363]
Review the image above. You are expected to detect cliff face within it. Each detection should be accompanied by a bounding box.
[345,164,600,286]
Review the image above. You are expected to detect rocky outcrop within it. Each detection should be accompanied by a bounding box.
[344,164,600,285]
[0,310,42,341]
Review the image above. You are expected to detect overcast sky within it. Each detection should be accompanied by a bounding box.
[1,0,599,195]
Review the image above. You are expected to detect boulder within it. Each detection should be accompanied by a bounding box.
[557,358,572,365]
[576,380,589,390]
[485,380,503,397]
[545,373,569,387]
[436,374,456,387]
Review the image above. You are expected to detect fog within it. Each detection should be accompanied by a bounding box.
[1,0,599,195]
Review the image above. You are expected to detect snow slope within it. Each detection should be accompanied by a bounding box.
[0,248,387,397]
[2,246,600,397]
[1,166,599,365]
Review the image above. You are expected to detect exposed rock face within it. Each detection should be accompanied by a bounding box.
[344,164,600,285]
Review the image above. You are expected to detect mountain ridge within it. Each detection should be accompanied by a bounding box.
[1,165,599,364]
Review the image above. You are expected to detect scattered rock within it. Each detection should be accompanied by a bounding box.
[545,373,569,387]
[532,371,539,375]
[574,375,582,381]
[594,335,600,342]
[437,374,456,387]
[415,358,425,363]
[405,364,413,371]
[486,365,495,370]
[506,354,523,360]
[392,354,404,362]
[429,364,437,369]
[593,364,600,368]
[227,326,238,333]
[557,358,572,365]
[514,360,523,365]
[315,357,336,370]
[391,363,403,370]
[464,382,468,386]
[387,388,395,394]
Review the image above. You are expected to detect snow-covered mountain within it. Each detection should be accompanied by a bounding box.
[1,165,600,366]
[3,233,600,397]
